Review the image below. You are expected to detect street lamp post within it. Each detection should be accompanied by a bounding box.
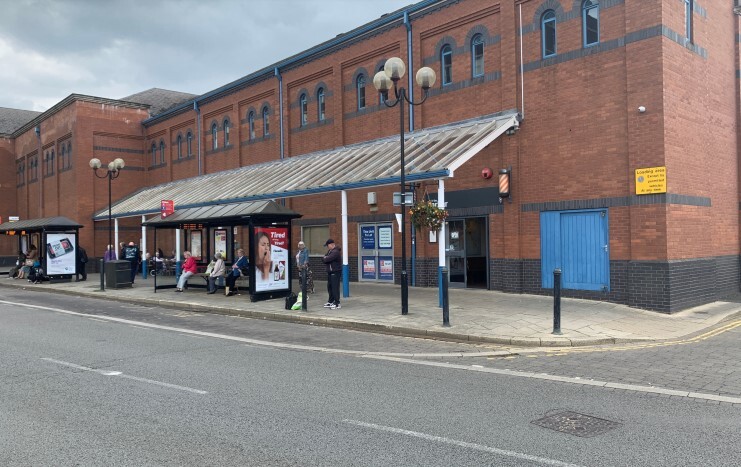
[90,157,125,263]
[373,57,436,315]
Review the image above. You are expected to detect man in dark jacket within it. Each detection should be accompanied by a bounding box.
[75,245,88,282]
[322,239,342,309]
[123,241,141,284]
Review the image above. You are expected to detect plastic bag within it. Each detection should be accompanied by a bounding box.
[291,292,303,310]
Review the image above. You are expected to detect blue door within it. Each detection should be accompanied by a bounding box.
[541,210,609,291]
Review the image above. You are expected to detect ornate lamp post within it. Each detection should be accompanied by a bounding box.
[373,57,436,315]
[90,157,125,259]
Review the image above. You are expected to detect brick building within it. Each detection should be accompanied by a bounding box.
[1,0,739,312]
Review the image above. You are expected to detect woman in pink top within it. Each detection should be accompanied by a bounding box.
[176,251,197,292]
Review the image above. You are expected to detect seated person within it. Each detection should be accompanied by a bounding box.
[207,253,225,294]
[225,248,248,296]
[176,251,196,292]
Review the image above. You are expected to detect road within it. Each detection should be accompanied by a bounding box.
[1,289,739,466]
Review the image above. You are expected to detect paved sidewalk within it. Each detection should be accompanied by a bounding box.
[2,275,740,347]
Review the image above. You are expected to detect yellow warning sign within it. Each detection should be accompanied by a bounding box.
[635,166,666,195]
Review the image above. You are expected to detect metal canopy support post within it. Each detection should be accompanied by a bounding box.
[114,218,119,259]
[141,215,147,278]
[342,190,349,297]
[175,228,182,277]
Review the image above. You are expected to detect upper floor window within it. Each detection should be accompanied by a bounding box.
[66,142,72,168]
[223,119,230,146]
[16,161,25,186]
[684,0,693,43]
[300,93,308,126]
[151,143,157,165]
[60,145,66,170]
[582,1,600,47]
[186,132,193,156]
[159,141,165,164]
[317,88,326,121]
[48,150,55,175]
[471,34,484,77]
[356,75,366,110]
[378,66,387,104]
[211,123,218,150]
[29,155,38,181]
[441,44,453,85]
[248,111,256,140]
[262,107,270,136]
[177,135,183,159]
[542,10,557,58]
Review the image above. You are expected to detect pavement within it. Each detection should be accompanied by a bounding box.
[2,273,741,347]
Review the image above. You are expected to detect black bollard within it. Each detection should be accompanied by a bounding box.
[442,267,450,326]
[553,268,562,335]
[301,267,308,311]
[99,258,105,291]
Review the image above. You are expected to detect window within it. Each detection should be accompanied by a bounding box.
[248,111,255,139]
[159,141,165,164]
[60,145,66,170]
[29,155,37,182]
[16,161,25,186]
[582,1,599,47]
[542,10,557,58]
[186,132,193,156]
[66,142,72,168]
[44,152,50,175]
[302,225,330,256]
[685,0,693,43]
[177,135,183,159]
[151,143,157,165]
[262,107,270,135]
[317,88,325,121]
[441,44,453,85]
[471,34,484,77]
[300,93,308,126]
[211,123,218,150]
[378,66,387,104]
[356,75,366,110]
[48,150,54,175]
[223,119,230,146]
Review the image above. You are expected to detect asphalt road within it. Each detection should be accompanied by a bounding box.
[1,289,739,466]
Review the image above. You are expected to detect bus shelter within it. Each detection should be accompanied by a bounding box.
[141,200,301,302]
[0,216,83,282]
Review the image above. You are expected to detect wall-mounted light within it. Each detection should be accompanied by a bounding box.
[498,167,512,202]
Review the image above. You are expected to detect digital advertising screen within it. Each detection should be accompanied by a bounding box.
[254,226,289,293]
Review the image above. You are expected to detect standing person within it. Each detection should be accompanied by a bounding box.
[119,242,126,260]
[75,244,88,282]
[296,240,310,291]
[176,251,196,292]
[207,252,225,294]
[104,244,116,262]
[123,241,141,284]
[322,239,342,309]
[255,231,273,283]
[225,248,248,296]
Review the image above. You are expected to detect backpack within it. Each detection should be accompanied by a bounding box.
[284,292,298,310]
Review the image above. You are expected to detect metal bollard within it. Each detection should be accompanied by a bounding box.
[442,267,450,326]
[553,268,562,335]
[99,259,105,291]
[301,267,308,311]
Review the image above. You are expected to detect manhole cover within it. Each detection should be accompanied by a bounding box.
[531,411,621,438]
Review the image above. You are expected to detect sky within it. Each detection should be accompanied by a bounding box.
[0,0,410,112]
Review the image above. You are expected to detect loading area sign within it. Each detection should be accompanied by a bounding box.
[635,166,666,195]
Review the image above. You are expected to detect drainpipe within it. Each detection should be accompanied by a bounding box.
[194,101,202,176]
[404,10,417,287]
[519,3,525,119]
[274,67,285,160]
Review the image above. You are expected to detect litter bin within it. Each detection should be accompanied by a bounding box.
[105,260,132,288]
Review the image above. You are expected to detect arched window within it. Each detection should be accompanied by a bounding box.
[441,44,453,85]
[248,111,255,140]
[50,150,54,175]
[159,141,165,163]
[223,119,230,146]
[684,0,693,43]
[542,10,557,58]
[300,93,308,126]
[186,131,193,156]
[211,123,218,150]
[60,145,66,170]
[356,75,366,110]
[471,34,484,78]
[582,1,600,47]
[151,143,157,165]
[177,135,183,159]
[262,107,270,136]
[67,142,72,167]
[317,88,325,122]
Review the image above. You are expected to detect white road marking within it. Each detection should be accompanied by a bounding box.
[41,358,207,395]
[7,299,741,404]
[343,419,584,467]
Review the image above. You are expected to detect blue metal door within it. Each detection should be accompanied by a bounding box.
[541,210,609,291]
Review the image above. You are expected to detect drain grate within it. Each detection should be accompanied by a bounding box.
[531,411,621,438]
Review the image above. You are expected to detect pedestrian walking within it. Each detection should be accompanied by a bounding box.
[75,244,88,281]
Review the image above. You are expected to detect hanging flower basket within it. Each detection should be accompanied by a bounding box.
[409,200,448,231]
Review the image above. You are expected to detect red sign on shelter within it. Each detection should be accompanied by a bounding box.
[161,200,175,218]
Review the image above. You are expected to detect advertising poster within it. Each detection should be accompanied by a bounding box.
[378,225,392,249]
[190,231,202,259]
[361,226,375,250]
[379,256,394,281]
[254,226,289,292]
[361,256,376,280]
[214,229,227,260]
[46,233,77,275]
